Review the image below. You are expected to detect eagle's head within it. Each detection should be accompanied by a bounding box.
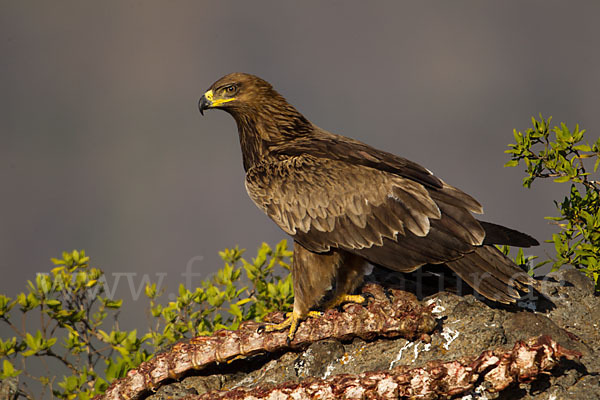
[198,72,275,116]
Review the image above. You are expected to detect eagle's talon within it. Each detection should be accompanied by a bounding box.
[324,294,367,310]
[363,292,375,302]
[258,311,300,341]
[257,310,324,342]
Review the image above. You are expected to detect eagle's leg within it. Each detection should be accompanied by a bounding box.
[323,253,369,310]
[262,242,342,341]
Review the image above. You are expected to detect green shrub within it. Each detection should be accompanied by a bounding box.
[0,242,293,399]
[506,115,600,289]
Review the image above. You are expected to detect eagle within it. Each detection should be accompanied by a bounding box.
[198,72,538,340]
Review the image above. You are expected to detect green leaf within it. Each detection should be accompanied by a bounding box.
[504,160,519,167]
[1,359,21,378]
[105,299,123,309]
[45,337,57,349]
[229,304,242,320]
[72,250,80,263]
[553,175,571,183]
[573,144,591,152]
[97,329,111,342]
[145,283,157,298]
[46,299,61,308]
[23,332,41,356]
[236,298,252,307]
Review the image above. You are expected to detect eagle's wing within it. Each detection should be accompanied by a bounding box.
[245,155,485,271]
[269,133,445,189]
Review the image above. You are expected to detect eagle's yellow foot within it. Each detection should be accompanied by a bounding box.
[259,310,323,344]
[324,294,368,310]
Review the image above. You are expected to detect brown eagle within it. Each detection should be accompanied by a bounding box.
[199,73,538,339]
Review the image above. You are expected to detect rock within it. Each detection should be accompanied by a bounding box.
[503,312,582,351]
[112,268,599,400]
[294,339,345,379]
[560,268,595,296]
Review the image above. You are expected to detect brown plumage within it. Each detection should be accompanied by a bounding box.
[199,72,538,338]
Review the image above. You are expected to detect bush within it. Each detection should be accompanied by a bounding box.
[0,242,293,399]
[506,115,600,289]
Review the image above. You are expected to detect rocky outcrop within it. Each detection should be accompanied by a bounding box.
[98,268,599,400]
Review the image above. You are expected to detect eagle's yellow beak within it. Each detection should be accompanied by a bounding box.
[198,90,236,115]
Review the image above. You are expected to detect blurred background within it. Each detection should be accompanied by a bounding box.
[2,1,599,330]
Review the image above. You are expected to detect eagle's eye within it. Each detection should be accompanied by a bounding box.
[224,84,237,95]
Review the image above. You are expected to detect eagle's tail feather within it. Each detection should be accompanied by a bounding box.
[446,245,537,303]
[479,220,539,247]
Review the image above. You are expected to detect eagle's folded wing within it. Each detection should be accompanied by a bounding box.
[246,155,486,271]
